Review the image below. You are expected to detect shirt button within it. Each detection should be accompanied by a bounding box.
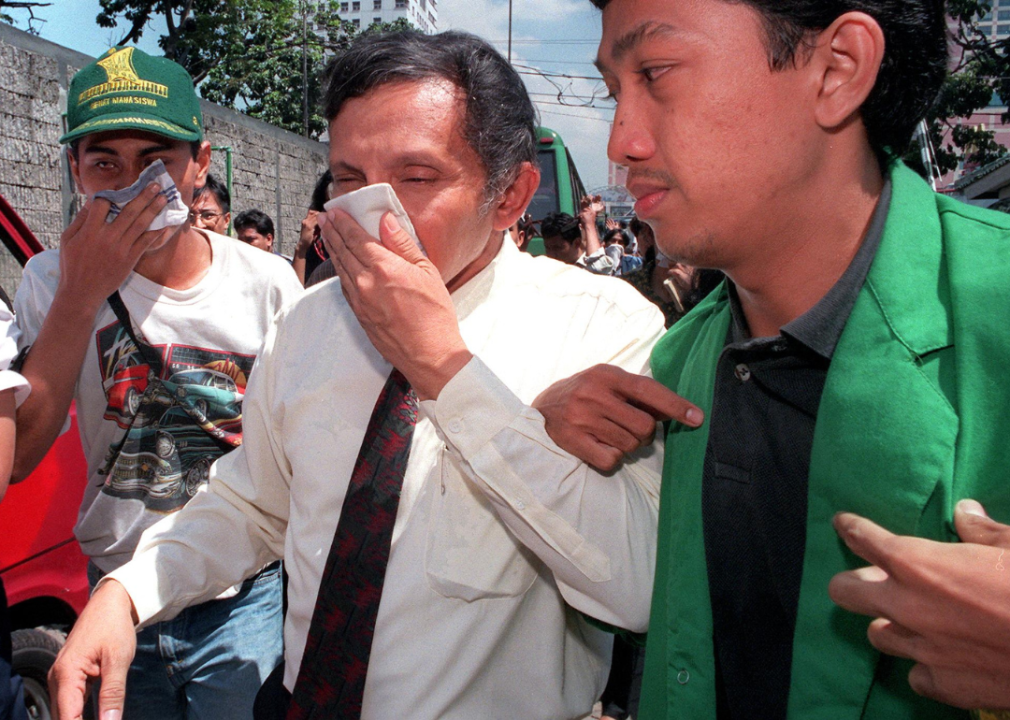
[677,670,690,685]
[516,500,526,510]
[447,418,463,434]
[734,364,751,382]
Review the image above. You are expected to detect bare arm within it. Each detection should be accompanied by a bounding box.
[291,210,319,286]
[579,194,606,257]
[0,389,15,502]
[13,189,171,481]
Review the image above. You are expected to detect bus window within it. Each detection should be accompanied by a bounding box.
[529,149,559,221]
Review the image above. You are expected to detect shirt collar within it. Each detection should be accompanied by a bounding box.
[449,235,516,323]
[728,178,892,359]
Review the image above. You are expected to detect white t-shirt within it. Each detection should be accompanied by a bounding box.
[15,230,303,573]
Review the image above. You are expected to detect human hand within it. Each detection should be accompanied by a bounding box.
[319,210,472,400]
[579,194,605,222]
[50,580,138,720]
[532,364,703,472]
[829,501,1010,710]
[296,210,319,257]
[605,218,620,231]
[57,184,172,314]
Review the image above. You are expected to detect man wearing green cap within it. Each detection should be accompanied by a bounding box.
[12,46,302,719]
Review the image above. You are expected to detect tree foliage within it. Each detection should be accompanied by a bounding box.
[0,1,52,33]
[96,0,411,139]
[908,1,1010,177]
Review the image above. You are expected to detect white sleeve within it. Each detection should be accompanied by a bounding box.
[581,248,618,275]
[13,251,57,352]
[423,305,665,633]
[0,308,30,407]
[104,310,292,627]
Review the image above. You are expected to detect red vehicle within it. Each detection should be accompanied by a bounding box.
[103,354,148,426]
[0,192,91,719]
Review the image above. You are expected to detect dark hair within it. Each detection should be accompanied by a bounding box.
[603,228,633,248]
[321,30,538,204]
[233,209,274,237]
[540,212,581,242]
[589,0,947,158]
[310,170,333,213]
[194,173,231,214]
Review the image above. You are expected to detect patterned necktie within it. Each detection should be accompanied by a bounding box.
[287,369,418,720]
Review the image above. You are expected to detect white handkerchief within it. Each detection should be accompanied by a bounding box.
[94,159,191,232]
[324,183,425,254]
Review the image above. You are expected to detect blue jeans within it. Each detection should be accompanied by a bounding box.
[88,562,283,720]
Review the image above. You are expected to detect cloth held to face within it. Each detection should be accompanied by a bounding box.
[94,159,190,232]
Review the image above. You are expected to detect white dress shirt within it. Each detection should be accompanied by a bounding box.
[108,238,666,720]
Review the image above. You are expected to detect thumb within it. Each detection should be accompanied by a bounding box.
[379,212,425,264]
[954,499,1010,547]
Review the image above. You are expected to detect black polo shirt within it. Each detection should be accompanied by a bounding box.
[704,181,892,720]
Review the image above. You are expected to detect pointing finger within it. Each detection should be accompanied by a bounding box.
[833,512,902,572]
[828,564,892,618]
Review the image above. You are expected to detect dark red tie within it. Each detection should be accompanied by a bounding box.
[287,369,418,720]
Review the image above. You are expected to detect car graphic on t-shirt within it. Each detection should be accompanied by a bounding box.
[103,367,244,512]
[102,354,150,427]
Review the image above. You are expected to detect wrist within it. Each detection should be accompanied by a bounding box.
[412,348,473,401]
[52,285,105,323]
[93,579,140,626]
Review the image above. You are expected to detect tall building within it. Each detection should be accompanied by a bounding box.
[334,0,438,33]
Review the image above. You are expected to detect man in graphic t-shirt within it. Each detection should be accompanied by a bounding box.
[12,46,302,719]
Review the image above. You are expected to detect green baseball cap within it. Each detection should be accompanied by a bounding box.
[60,46,203,145]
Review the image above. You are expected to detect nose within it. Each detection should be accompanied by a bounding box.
[607,93,656,167]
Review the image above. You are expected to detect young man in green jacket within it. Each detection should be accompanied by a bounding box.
[576,0,1010,717]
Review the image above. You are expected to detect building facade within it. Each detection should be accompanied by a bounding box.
[333,0,437,33]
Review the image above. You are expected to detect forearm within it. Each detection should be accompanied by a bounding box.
[291,252,308,286]
[106,449,288,626]
[582,217,603,255]
[427,358,661,631]
[13,292,98,481]
[0,390,15,502]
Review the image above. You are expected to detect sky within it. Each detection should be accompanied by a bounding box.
[19,0,617,190]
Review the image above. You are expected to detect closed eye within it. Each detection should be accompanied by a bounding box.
[640,65,674,82]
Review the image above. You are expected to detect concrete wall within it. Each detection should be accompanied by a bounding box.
[0,23,328,297]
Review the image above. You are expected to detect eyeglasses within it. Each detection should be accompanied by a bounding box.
[191,211,223,223]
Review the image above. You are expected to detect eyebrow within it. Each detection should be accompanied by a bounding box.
[83,143,174,157]
[595,21,683,71]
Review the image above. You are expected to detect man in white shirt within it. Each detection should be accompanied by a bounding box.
[50,31,702,720]
[14,47,302,720]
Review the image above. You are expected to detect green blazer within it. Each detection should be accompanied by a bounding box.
[642,162,1010,720]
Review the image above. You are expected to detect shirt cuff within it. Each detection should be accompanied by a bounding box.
[421,355,526,457]
[101,559,171,628]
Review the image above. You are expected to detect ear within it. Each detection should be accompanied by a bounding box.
[193,140,212,190]
[490,162,540,232]
[67,147,85,194]
[810,12,885,132]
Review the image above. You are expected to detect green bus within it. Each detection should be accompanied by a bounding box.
[525,126,588,256]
